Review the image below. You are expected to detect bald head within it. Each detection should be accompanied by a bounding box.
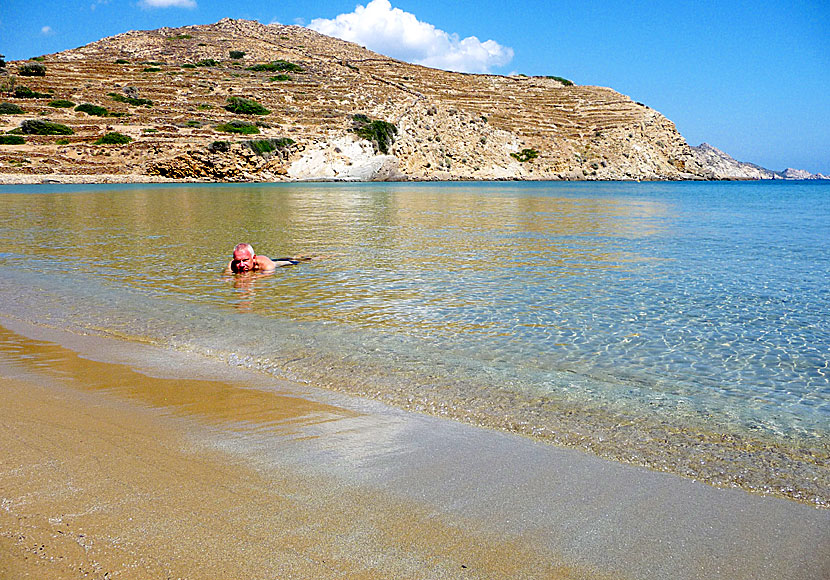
[234,243,254,258]
[231,243,255,272]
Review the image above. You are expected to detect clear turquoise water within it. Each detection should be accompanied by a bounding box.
[0,181,827,474]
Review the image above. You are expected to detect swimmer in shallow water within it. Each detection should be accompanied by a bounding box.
[226,243,303,273]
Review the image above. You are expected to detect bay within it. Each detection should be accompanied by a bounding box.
[1,180,827,503]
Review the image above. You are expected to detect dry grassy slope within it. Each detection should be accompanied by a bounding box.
[0,18,707,182]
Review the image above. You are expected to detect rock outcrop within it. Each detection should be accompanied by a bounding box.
[779,167,828,180]
[287,137,402,181]
[689,143,827,180]
[0,18,788,183]
[689,143,775,180]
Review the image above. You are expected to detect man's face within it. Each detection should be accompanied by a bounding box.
[232,249,254,272]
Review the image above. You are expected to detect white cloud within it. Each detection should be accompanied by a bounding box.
[139,0,196,9]
[308,0,513,74]
[41,25,54,36]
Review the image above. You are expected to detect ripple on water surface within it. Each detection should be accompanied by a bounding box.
[0,181,827,505]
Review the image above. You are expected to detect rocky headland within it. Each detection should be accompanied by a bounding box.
[689,143,827,180]
[0,19,823,183]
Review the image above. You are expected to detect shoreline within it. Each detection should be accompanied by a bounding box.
[2,172,825,186]
[0,172,670,185]
[0,178,827,508]
[0,173,759,186]
[1,318,828,579]
[0,255,826,509]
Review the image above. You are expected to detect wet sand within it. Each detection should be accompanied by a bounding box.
[0,319,827,580]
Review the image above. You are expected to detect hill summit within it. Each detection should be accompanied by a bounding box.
[1,18,713,182]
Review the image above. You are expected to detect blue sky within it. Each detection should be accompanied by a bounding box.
[1,0,828,173]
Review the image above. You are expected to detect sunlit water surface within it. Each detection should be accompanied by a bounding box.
[0,181,827,498]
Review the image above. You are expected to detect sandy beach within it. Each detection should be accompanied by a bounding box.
[1,318,828,580]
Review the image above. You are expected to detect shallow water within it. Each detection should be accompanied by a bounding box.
[0,180,827,502]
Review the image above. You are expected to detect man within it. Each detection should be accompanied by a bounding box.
[227,243,299,273]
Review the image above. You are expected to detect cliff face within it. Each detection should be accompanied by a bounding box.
[0,18,709,182]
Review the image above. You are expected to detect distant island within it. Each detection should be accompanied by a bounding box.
[0,18,825,184]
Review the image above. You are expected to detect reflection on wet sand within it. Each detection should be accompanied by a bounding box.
[0,324,357,433]
[0,334,618,580]
[1,320,826,580]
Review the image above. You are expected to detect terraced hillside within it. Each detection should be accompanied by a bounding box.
[0,18,709,182]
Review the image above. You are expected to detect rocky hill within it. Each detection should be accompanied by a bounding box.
[0,18,727,183]
[689,143,776,180]
[689,143,827,180]
[778,167,827,180]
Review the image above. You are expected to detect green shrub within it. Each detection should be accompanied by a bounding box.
[142,67,162,73]
[108,92,153,107]
[229,50,246,59]
[95,132,132,145]
[510,148,539,162]
[55,138,70,145]
[352,114,397,154]
[208,140,230,153]
[196,103,212,110]
[223,96,270,115]
[115,59,130,64]
[20,119,73,135]
[14,86,52,99]
[0,135,25,145]
[246,139,276,156]
[545,75,574,86]
[247,60,302,73]
[48,99,75,108]
[167,34,192,40]
[215,121,259,135]
[244,137,295,156]
[30,56,45,62]
[195,59,220,67]
[19,62,46,76]
[0,102,24,114]
[75,103,110,116]
[269,74,291,82]
[181,63,197,69]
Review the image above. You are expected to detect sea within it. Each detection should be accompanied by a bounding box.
[1,180,827,504]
